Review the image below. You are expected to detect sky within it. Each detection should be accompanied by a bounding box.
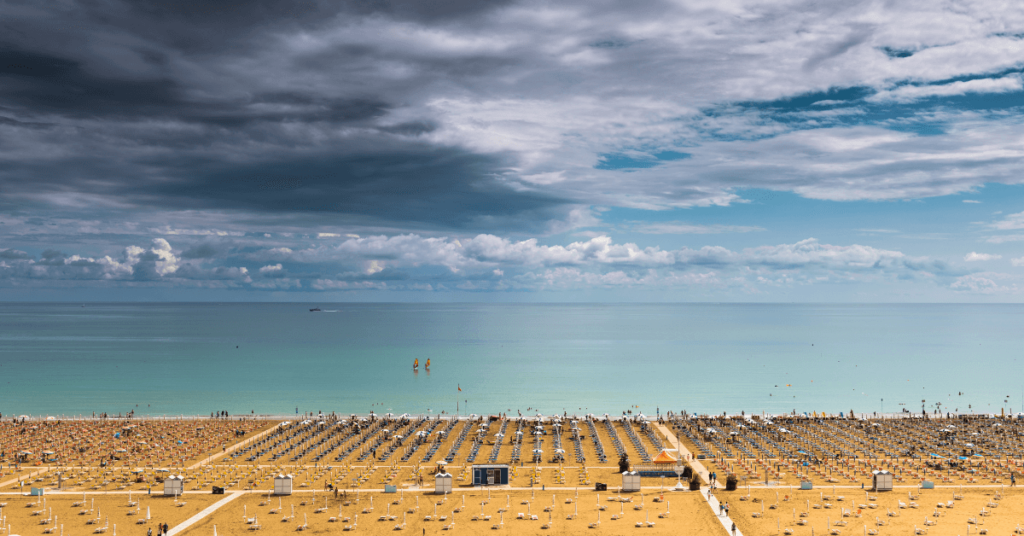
[3,0,1024,301]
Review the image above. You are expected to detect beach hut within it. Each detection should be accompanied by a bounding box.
[621,471,641,492]
[871,470,893,492]
[434,472,453,494]
[471,464,509,486]
[274,474,293,495]
[163,475,183,496]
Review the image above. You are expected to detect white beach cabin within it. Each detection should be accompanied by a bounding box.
[434,472,453,494]
[274,474,294,495]
[871,470,893,491]
[621,470,641,492]
[163,475,183,496]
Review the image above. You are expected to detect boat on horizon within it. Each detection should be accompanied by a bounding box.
[310,307,322,312]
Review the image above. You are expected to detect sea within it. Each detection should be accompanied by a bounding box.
[0,303,1021,418]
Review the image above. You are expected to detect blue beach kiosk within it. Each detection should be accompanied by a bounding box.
[472,464,509,486]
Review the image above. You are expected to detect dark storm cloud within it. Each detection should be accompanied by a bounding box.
[0,0,566,233]
[147,148,563,230]
[0,44,389,124]
[0,248,31,260]
[180,241,230,259]
[0,46,179,117]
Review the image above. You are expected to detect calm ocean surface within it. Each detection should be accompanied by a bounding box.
[1,303,1022,418]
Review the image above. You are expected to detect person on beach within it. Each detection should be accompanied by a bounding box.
[1012,473,1017,487]
[731,521,737,534]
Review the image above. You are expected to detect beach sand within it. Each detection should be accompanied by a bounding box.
[181,489,728,536]
[3,414,1024,535]
[725,486,1024,536]
[0,493,223,536]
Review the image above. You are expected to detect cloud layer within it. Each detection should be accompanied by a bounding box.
[3,1,1024,298]
[0,234,967,297]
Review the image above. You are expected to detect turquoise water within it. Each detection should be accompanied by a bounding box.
[0,303,1022,417]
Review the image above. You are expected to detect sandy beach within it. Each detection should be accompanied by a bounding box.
[0,413,1021,535]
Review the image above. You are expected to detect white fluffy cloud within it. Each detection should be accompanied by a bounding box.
[951,273,1019,294]
[868,76,1024,104]
[964,252,1002,262]
[1,233,953,295]
[992,211,1024,231]
[262,234,910,271]
[0,239,251,286]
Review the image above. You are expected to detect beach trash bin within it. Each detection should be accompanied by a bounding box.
[212,486,224,495]
[800,481,813,490]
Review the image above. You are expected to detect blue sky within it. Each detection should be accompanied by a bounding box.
[3,0,1024,301]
